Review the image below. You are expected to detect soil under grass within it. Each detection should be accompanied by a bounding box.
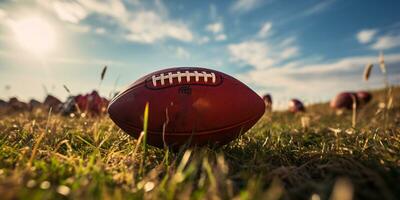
[0,87,399,200]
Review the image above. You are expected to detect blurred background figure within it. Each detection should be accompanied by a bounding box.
[330,92,356,110]
[8,97,28,111]
[356,91,372,106]
[86,90,109,115]
[330,91,372,111]
[28,99,42,110]
[61,90,109,116]
[0,99,8,110]
[43,94,62,111]
[262,94,272,111]
[288,99,305,113]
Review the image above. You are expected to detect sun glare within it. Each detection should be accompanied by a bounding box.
[10,16,56,57]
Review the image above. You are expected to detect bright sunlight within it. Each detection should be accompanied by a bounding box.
[10,16,56,57]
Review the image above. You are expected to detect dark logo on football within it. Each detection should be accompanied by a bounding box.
[178,85,192,95]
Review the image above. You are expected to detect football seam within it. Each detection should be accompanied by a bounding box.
[145,75,224,90]
[151,70,216,86]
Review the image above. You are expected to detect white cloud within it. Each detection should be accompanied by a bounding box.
[209,4,217,20]
[356,29,377,44]
[238,53,400,108]
[67,23,90,33]
[176,46,190,59]
[79,0,193,43]
[288,55,378,74]
[268,0,335,25]
[230,0,262,13]
[198,36,210,44]
[228,41,274,69]
[0,8,7,21]
[40,0,194,44]
[280,36,296,47]
[215,34,227,41]
[280,47,298,59]
[95,27,106,34]
[228,38,299,69]
[52,1,87,24]
[0,49,14,58]
[205,21,227,42]
[206,22,223,34]
[76,0,129,22]
[228,21,298,69]
[302,0,336,16]
[153,0,169,16]
[257,22,272,38]
[371,35,400,50]
[125,11,193,43]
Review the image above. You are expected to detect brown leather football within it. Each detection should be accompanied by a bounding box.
[108,67,265,148]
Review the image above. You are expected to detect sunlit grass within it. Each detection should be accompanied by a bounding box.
[0,87,399,200]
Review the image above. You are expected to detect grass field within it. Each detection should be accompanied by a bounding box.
[0,87,399,200]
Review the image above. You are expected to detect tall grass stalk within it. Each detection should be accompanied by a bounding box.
[161,108,171,167]
[379,51,388,87]
[131,131,145,184]
[63,84,82,114]
[351,94,357,128]
[27,107,52,168]
[202,157,217,189]
[63,84,71,93]
[140,102,150,176]
[364,52,391,129]
[131,103,150,182]
[363,63,373,81]
[109,74,121,99]
[379,51,391,129]
[98,65,107,89]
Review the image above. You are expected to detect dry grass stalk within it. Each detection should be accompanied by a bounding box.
[330,178,353,200]
[98,65,108,90]
[131,130,145,185]
[379,51,386,74]
[202,157,218,196]
[301,116,311,129]
[140,102,150,176]
[363,51,391,129]
[311,193,321,200]
[351,94,357,128]
[63,84,83,114]
[262,178,284,200]
[101,65,107,81]
[63,84,71,93]
[387,92,393,109]
[378,51,391,129]
[363,63,373,81]
[27,108,52,168]
[162,108,170,148]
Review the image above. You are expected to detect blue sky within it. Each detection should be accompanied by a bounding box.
[0,0,399,108]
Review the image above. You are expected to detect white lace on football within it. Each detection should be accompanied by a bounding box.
[152,71,216,86]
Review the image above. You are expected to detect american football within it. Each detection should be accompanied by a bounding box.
[108,67,265,148]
